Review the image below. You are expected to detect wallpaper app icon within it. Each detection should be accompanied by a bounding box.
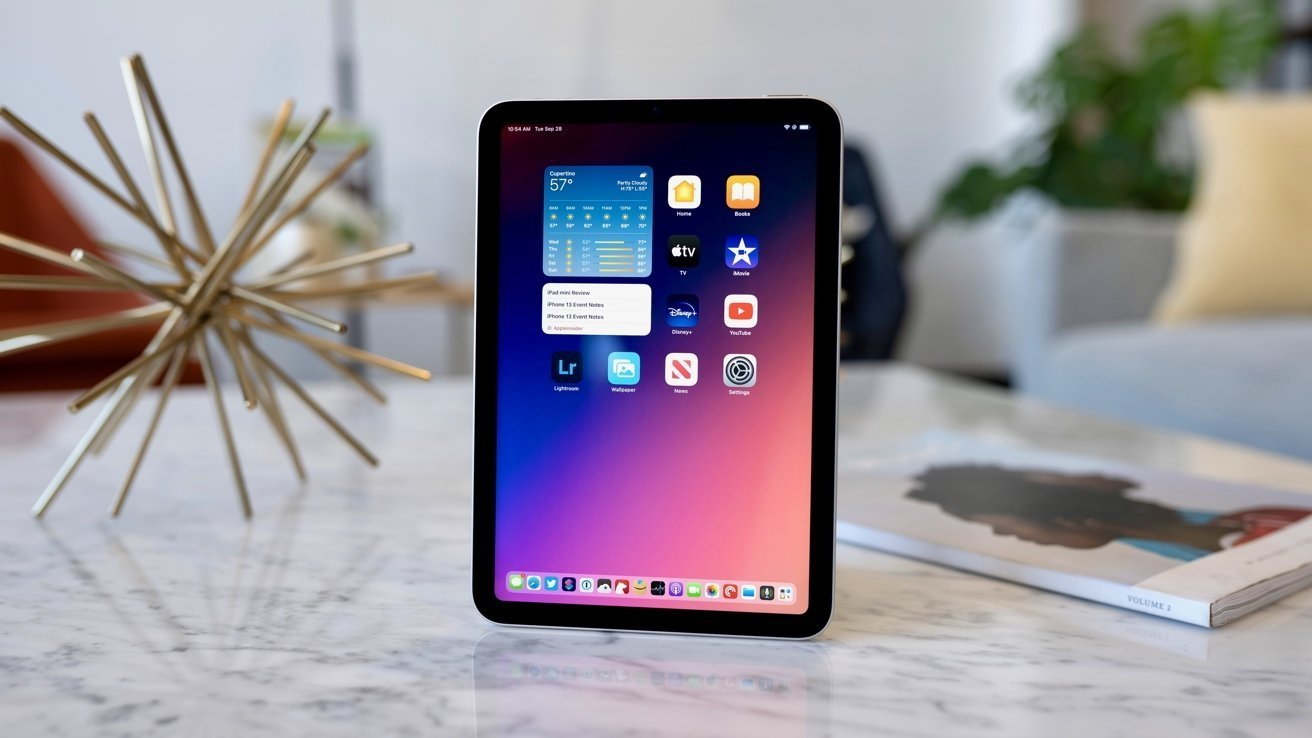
[551,350,583,383]
[723,294,757,328]
[665,353,698,387]
[579,577,595,593]
[726,175,760,209]
[562,577,577,592]
[607,352,641,385]
[668,581,684,597]
[667,235,700,268]
[723,354,757,388]
[668,175,702,209]
[742,585,757,599]
[723,583,739,599]
[544,576,559,591]
[665,295,699,328]
[651,580,666,596]
[596,578,614,593]
[759,585,775,601]
[725,235,759,269]
[686,583,702,598]
[507,573,526,590]
[526,575,542,591]
[705,583,720,598]
[614,579,630,595]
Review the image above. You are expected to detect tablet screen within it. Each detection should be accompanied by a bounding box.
[493,119,820,614]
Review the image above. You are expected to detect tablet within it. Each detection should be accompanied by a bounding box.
[472,98,841,638]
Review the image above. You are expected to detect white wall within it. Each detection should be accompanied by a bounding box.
[1,0,1075,375]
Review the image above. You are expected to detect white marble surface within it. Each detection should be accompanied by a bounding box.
[2,365,1311,737]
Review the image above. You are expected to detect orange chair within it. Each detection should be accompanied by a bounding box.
[0,139,199,392]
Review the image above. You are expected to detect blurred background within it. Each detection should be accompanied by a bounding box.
[3,0,1310,457]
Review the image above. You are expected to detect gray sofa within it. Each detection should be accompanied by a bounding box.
[1009,208,1312,461]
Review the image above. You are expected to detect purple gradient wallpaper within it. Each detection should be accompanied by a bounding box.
[495,122,818,613]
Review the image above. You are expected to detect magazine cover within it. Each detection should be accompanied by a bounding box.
[837,432,1312,627]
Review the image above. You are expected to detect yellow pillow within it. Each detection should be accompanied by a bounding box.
[1154,94,1312,324]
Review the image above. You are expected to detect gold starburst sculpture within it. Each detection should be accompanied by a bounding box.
[0,54,434,519]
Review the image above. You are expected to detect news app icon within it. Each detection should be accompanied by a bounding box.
[723,354,757,388]
[607,352,641,385]
[667,235,700,268]
[665,353,698,387]
[666,295,699,328]
[725,236,759,269]
[723,294,757,328]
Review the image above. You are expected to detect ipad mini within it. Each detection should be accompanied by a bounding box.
[473,98,841,637]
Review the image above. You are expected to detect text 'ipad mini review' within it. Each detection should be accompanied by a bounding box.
[473,98,842,638]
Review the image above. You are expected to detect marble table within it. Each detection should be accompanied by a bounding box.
[2,364,1310,737]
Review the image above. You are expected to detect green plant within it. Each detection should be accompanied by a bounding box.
[935,0,1280,221]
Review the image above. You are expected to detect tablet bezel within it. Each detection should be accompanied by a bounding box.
[472,98,841,638]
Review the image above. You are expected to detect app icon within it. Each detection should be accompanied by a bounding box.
[778,585,794,601]
[665,353,698,387]
[742,585,757,599]
[634,579,648,593]
[666,295,699,328]
[614,579,630,595]
[726,175,760,209]
[705,583,720,598]
[723,294,758,328]
[527,575,542,591]
[607,352,641,385]
[651,580,666,596]
[759,585,775,601]
[562,577,577,592]
[667,235,700,268]
[551,350,583,383]
[668,581,684,597]
[596,578,613,593]
[723,354,757,388]
[668,175,701,209]
[723,583,739,599]
[725,236,759,269]
[544,576,559,591]
[579,577,595,593]
[508,573,526,590]
[687,583,702,598]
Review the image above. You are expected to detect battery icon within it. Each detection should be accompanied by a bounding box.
[799,124,811,130]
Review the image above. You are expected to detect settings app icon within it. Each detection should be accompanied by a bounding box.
[723,354,757,387]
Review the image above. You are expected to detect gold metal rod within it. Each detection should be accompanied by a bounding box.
[195,334,253,518]
[242,143,368,263]
[229,285,345,334]
[0,230,100,276]
[259,107,329,202]
[97,240,176,272]
[231,143,318,267]
[215,319,258,410]
[232,325,306,479]
[69,317,203,412]
[84,112,192,277]
[31,368,140,518]
[89,344,172,457]
[246,242,414,290]
[266,248,316,278]
[241,337,379,466]
[71,249,184,305]
[120,56,177,239]
[236,313,431,381]
[109,344,190,516]
[0,275,138,291]
[0,303,170,358]
[129,55,217,255]
[0,107,138,215]
[260,272,438,300]
[239,99,294,216]
[261,309,386,404]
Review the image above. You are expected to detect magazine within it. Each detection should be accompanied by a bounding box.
[837,432,1312,627]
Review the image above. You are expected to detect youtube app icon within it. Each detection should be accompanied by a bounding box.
[723,294,758,328]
